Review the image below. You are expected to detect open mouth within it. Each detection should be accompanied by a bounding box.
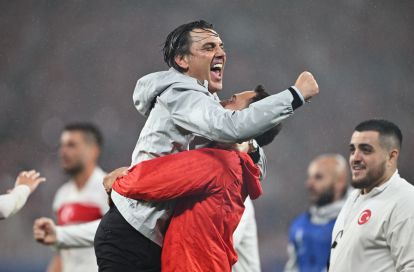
[210,63,223,81]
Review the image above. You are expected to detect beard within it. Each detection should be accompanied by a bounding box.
[63,162,85,176]
[314,185,335,207]
[351,160,386,190]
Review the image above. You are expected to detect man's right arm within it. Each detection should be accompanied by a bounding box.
[112,149,249,201]
[33,217,99,248]
[166,72,318,143]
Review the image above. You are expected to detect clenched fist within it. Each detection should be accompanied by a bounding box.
[294,71,319,101]
[33,217,57,245]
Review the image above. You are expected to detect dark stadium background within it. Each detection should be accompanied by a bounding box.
[1,1,413,271]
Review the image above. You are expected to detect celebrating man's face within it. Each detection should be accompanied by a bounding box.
[179,28,226,93]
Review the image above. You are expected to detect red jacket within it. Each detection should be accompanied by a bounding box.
[112,148,262,272]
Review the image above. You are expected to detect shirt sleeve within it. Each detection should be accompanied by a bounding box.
[0,185,31,220]
[55,219,100,249]
[163,88,297,143]
[284,221,299,272]
[284,242,299,272]
[387,216,414,272]
[112,149,241,201]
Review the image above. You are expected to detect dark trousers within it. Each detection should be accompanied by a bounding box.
[94,206,162,272]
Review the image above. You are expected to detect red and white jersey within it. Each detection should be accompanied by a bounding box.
[52,167,108,272]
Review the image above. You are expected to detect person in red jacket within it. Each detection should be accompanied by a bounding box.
[104,86,281,271]
[33,86,281,271]
[112,147,261,272]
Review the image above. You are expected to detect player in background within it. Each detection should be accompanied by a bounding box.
[285,154,348,272]
[47,123,108,272]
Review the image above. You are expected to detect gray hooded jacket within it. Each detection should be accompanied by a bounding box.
[112,68,303,246]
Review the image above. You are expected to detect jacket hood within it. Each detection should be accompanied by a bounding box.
[133,68,211,117]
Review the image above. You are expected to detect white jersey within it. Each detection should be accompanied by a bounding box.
[52,167,108,272]
[233,197,261,272]
[330,170,414,272]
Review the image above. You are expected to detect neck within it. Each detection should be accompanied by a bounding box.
[363,167,396,194]
[72,164,96,190]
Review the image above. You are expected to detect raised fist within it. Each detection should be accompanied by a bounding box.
[294,71,319,101]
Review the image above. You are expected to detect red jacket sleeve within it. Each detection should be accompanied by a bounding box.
[112,148,243,201]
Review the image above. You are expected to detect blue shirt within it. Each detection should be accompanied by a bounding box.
[288,212,335,272]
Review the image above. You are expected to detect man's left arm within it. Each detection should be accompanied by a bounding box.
[387,216,414,271]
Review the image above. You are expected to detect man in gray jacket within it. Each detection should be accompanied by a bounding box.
[93,20,319,271]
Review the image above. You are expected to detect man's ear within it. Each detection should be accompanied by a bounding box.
[388,149,399,165]
[174,54,189,71]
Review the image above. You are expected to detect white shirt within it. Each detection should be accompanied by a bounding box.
[233,197,261,272]
[0,185,31,220]
[52,167,108,272]
[330,170,414,272]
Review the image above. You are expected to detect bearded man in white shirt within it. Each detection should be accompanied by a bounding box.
[329,119,414,272]
[47,123,108,272]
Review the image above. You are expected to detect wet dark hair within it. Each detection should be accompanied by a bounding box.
[354,119,402,150]
[163,20,214,72]
[250,85,283,147]
[63,122,103,148]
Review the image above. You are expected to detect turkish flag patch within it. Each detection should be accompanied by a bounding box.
[358,209,372,225]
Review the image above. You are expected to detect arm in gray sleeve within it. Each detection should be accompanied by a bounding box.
[165,88,301,143]
[55,219,100,249]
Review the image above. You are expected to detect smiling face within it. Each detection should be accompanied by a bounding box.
[349,131,395,192]
[175,28,226,93]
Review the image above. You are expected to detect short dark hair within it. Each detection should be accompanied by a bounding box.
[163,20,214,73]
[250,85,283,147]
[354,119,402,150]
[63,122,103,148]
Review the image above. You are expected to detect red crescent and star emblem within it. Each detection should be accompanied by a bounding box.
[358,209,372,225]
